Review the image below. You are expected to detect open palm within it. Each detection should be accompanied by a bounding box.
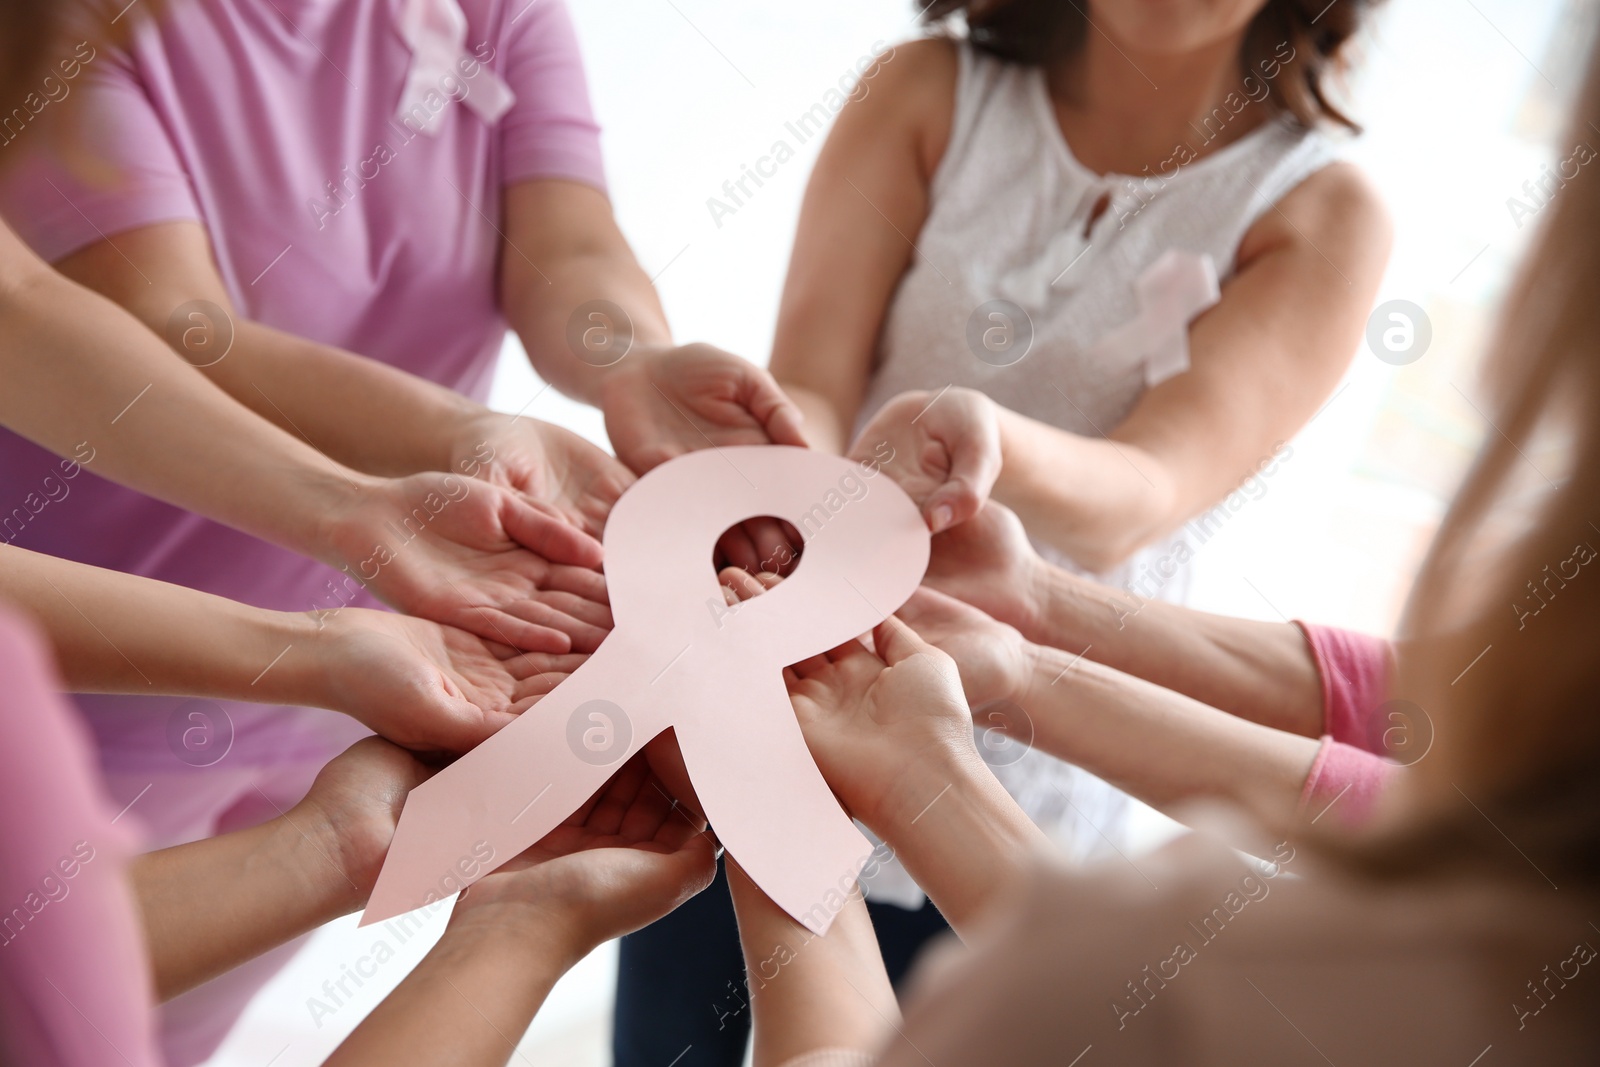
[458,417,634,540]
[319,607,587,753]
[330,471,611,653]
[453,757,717,949]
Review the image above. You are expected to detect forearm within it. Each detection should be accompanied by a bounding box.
[867,746,1051,937]
[0,544,334,706]
[728,863,895,1067]
[211,321,482,478]
[993,406,1178,572]
[780,381,853,454]
[328,915,570,1066]
[1027,564,1324,737]
[53,219,487,479]
[1018,643,1320,818]
[0,262,375,560]
[132,807,357,1000]
[505,243,671,408]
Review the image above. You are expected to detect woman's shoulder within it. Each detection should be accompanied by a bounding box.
[853,37,962,180]
[1236,153,1391,273]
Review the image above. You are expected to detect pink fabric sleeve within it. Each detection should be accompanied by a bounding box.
[0,46,199,263]
[1297,738,1398,825]
[1293,621,1393,753]
[496,0,607,190]
[0,608,160,1066]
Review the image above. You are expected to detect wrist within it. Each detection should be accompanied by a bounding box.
[243,608,326,709]
[310,472,395,574]
[878,747,1044,930]
[446,897,589,973]
[869,733,987,843]
[274,799,370,919]
[595,341,672,413]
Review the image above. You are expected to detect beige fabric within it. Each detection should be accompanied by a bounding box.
[880,832,1600,1065]
[773,1050,878,1067]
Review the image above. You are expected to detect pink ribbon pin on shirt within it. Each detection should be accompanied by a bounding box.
[364,447,931,934]
[395,0,514,133]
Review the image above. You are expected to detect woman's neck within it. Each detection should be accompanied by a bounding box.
[1047,28,1268,177]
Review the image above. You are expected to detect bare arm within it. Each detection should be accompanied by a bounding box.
[500,178,806,483]
[768,39,956,453]
[132,740,428,1000]
[0,221,373,558]
[498,177,671,404]
[726,860,897,1067]
[925,504,1326,738]
[993,165,1392,569]
[0,543,582,752]
[770,39,1391,568]
[52,220,484,479]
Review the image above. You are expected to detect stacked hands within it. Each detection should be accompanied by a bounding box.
[167,352,1027,979]
[120,352,1342,1063]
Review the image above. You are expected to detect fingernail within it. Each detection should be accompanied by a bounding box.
[931,505,953,531]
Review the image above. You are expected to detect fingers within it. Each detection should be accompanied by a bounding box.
[496,649,586,678]
[453,607,573,655]
[716,525,763,574]
[736,362,809,449]
[583,757,650,837]
[500,598,610,654]
[540,563,611,607]
[874,613,934,667]
[511,671,572,703]
[922,452,1001,534]
[499,492,605,569]
[742,516,801,575]
[643,731,704,822]
[717,567,767,603]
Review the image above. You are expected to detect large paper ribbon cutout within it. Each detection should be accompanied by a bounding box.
[396,0,515,133]
[364,447,931,933]
[1095,249,1221,389]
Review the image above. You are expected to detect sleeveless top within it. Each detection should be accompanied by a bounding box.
[855,43,1339,904]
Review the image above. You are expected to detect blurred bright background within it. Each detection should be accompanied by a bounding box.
[209,0,1598,1062]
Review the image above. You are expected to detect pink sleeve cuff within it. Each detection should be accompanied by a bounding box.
[1294,621,1393,754]
[1298,736,1398,826]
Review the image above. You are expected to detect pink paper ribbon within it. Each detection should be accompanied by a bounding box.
[365,447,931,933]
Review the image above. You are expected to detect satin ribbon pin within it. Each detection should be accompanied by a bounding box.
[395,0,514,134]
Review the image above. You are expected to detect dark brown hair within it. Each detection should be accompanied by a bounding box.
[920,0,1377,130]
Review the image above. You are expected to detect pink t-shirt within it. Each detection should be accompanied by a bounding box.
[0,0,606,771]
[0,607,159,1067]
[1293,622,1398,824]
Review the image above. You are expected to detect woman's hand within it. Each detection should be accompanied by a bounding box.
[307,607,588,753]
[720,569,1048,934]
[896,587,1031,709]
[453,415,635,540]
[449,755,717,964]
[599,343,808,475]
[290,738,438,914]
[322,471,609,653]
[923,501,1046,636]
[786,614,977,832]
[848,387,1002,533]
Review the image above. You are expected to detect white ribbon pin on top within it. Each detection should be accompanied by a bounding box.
[395,0,515,134]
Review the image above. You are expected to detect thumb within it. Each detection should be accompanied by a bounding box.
[923,432,1001,535]
[739,364,809,448]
